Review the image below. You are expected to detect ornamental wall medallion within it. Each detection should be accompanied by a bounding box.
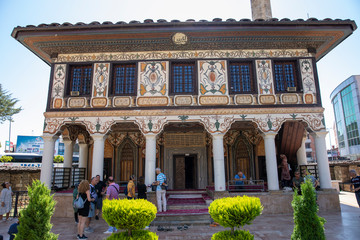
[51,64,66,109]
[198,60,228,96]
[172,33,188,45]
[299,59,317,104]
[138,61,168,97]
[255,60,274,95]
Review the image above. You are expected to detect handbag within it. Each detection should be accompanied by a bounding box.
[161,180,168,190]
[73,195,87,209]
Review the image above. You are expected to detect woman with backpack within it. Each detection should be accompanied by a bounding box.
[77,180,95,239]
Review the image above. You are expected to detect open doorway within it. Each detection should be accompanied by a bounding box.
[173,154,197,189]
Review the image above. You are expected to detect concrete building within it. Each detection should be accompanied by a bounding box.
[10,0,356,214]
[330,75,360,160]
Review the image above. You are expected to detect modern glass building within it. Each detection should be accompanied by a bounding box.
[330,75,360,160]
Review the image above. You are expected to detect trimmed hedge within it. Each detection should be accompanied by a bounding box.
[103,199,157,236]
[212,230,254,240]
[209,196,263,239]
[106,230,158,240]
[291,179,326,240]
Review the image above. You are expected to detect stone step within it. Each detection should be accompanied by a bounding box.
[167,190,207,195]
[168,204,208,210]
[152,213,212,226]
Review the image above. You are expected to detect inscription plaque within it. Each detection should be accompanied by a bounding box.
[235,95,253,105]
[258,95,276,105]
[137,96,169,107]
[68,97,86,108]
[174,96,193,106]
[281,94,298,104]
[113,97,131,107]
[91,97,107,108]
[198,96,229,105]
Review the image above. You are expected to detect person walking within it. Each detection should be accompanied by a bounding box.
[154,168,167,212]
[104,176,120,234]
[278,154,291,188]
[73,183,79,224]
[137,176,147,200]
[350,169,360,207]
[0,182,13,222]
[85,177,98,233]
[94,175,106,220]
[127,175,136,200]
[77,180,95,239]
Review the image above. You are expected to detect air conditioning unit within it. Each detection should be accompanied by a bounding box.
[70,91,80,96]
[287,87,297,92]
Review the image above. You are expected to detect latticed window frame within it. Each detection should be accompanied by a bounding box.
[111,63,137,96]
[273,60,299,93]
[68,65,93,96]
[170,61,197,95]
[228,61,255,94]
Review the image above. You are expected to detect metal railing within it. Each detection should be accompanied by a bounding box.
[299,165,319,179]
[227,180,265,192]
[11,191,29,218]
[51,167,86,190]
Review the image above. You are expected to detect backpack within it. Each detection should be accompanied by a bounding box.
[124,184,128,196]
[73,195,87,209]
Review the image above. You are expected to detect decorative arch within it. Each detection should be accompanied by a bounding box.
[232,133,255,180]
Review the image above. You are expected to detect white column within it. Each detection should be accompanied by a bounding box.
[78,143,88,169]
[63,139,74,168]
[40,134,58,188]
[212,134,226,191]
[145,134,157,189]
[296,137,308,166]
[91,134,106,180]
[311,131,332,189]
[262,132,280,191]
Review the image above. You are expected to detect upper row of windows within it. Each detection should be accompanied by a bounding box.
[66,60,301,97]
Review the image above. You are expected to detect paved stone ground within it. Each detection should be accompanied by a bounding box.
[1,191,359,240]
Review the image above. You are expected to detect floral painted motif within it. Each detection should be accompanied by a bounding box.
[199,115,234,134]
[138,62,168,96]
[92,63,110,97]
[135,116,167,134]
[299,59,317,104]
[51,64,66,108]
[198,60,228,95]
[255,60,274,95]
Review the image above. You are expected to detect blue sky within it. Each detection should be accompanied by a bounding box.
[0,0,359,152]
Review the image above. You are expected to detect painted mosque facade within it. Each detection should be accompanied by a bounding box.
[12,14,356,193]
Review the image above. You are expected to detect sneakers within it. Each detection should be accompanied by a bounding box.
[77,234,88,239]
[84,227,94,233]
[103,230,113,234]
[95,215,99,220]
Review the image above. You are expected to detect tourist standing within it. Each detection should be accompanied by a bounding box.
[302,169,319,189]
[73,183,79,224]
[104,176,119,234]
[8,218,19,240]
[85,177,98,233]
[77,180,95,239]
[127,175,136,200]
[137,176,147,200]
[278,154,291,188]
[94,175,106,220]
[155,168,167,212]
[349,169,360,207]
[0,182,13,222]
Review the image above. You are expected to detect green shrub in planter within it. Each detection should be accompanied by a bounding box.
[209,196,263,239]
[103,198,157,237]
[212,230,254,240]
[291,179,326,240]
[15,180,58,240]
[106,230,158,240]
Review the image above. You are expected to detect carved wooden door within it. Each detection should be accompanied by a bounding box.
[235,140,250,179]
[120,142,134,182]
[174,156,185,189]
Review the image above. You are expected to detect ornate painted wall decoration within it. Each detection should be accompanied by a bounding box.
[138,61,168,97]
[256,60,275,95]
[199,115,234,134]
[135,117,167,134]
[51,64,66,109]
[91,63,110,107]
[299,59,317,104]
[56,49,311,63]
[198,60,228,96]
[253,115,286,133]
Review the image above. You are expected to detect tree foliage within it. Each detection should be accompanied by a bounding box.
[15,180,58,240]
[0,84,22,124]
[0,155,13,163]
[291,179,326,240]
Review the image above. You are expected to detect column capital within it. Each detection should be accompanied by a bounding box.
[144,133,158,139]
[310,131,328,138]
[62,138,74,144]
[41,134,58,142]
[91,133,108,141]
[261,131,277,139]
[78,142,89,146]
[211,133,225,139]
